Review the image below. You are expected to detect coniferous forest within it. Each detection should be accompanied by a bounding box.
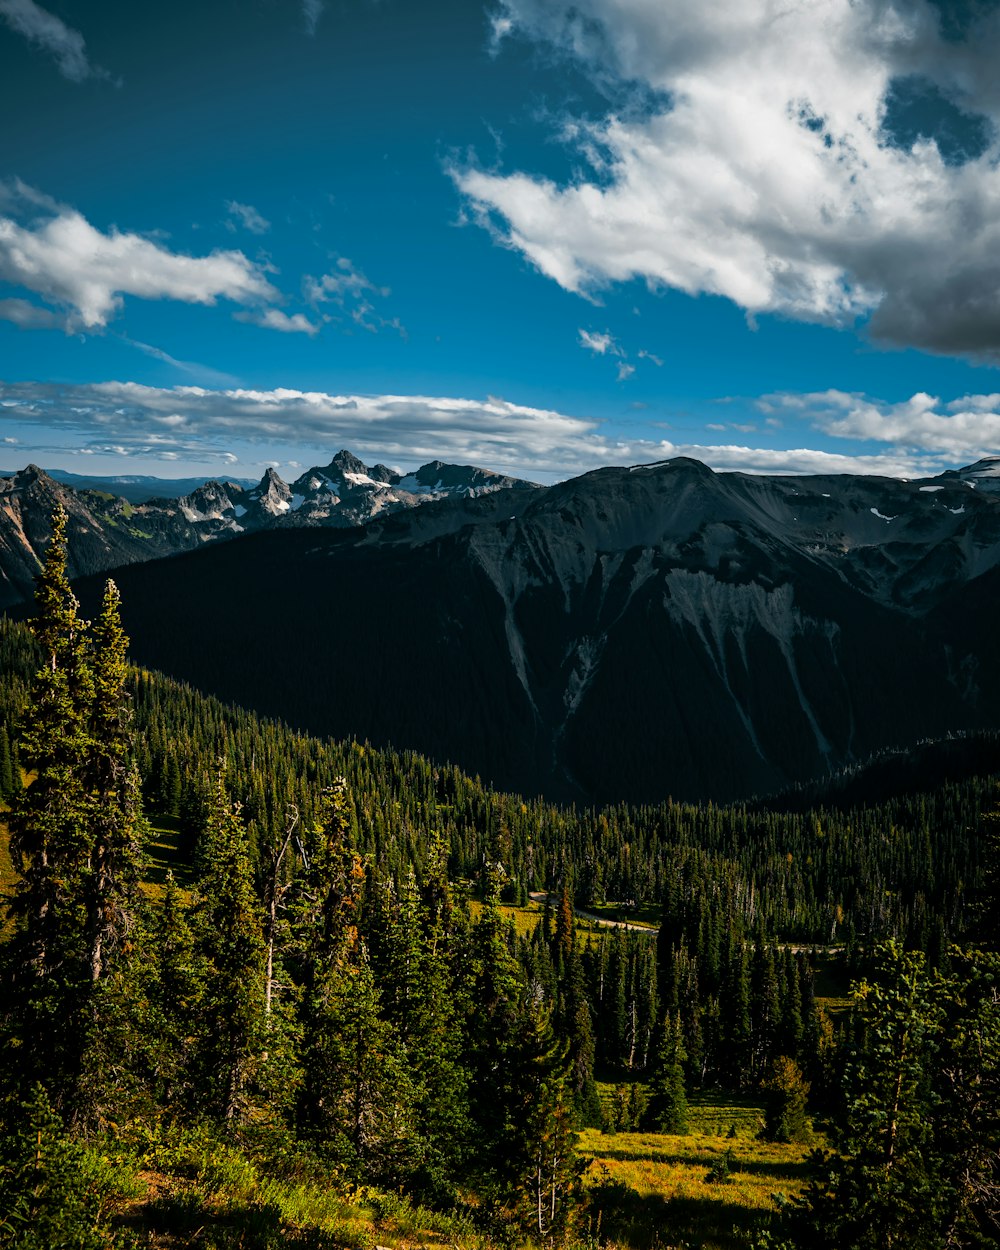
[1,511,999,1249]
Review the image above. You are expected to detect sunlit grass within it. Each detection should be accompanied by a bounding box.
[579,1096,816,1250]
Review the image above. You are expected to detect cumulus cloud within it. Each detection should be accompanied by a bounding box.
[0,379,955,481]
[0,181,283,331]
[0,0,104,81]
[304,257,404,336]
[762,389,1000,458]
[456,0,1000,360]
[225,201,270,235]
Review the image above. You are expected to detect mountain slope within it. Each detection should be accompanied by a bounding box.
[59,455,1000,805]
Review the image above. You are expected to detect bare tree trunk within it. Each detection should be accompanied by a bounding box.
[264,806,298,1016]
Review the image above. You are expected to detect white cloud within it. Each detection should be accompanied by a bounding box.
[236,308,319,335]
[304,257,404,336]
[489,12,514,53]
[579,328,619,356]
[616,362,635,381]
[226,201,270,235]
[762,389,1000,458]
[0,379,958,481]
[303,0,324,36]
[457,0,1000,359]
[0,182,281,330]
[0,0,103,81]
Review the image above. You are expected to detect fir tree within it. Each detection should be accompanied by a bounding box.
[3,509,96,1114]
[644,1012,688,1134]
[192,769,267,1125]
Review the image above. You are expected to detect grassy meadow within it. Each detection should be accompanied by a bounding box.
[579,1093,815,1250]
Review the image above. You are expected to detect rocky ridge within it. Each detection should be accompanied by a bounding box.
[0,453,540,608]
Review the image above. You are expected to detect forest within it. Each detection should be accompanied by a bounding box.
[0,510,998,1249]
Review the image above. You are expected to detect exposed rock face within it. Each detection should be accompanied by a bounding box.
[62,454,1000,806]
[0,465,219,605]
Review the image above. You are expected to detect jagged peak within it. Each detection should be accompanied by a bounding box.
[21,463,53,481]
[258,466,288,490]
[328,450,369,476]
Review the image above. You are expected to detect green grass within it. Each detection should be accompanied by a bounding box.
[142,814,195,899]
[579,1101,814,1250]
[581,901,660,928]
[111,1126,491,1250]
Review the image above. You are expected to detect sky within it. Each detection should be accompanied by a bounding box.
[6,0,1000,483]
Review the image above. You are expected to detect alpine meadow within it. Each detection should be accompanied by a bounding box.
[3,2,1000,1249]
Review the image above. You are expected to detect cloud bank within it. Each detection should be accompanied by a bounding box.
[2,379,992,481]
[458,0,1000,359]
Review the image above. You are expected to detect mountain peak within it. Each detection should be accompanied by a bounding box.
[328,450,369,476]
[11,464,59,489]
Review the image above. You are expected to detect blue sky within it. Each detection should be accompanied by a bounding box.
[4,0,1000,482]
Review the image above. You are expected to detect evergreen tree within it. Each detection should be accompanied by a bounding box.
[5,509,93,1061]
[643,1012,688,1133]
[148,872,204,1112]
[0,1085,130,1249]
[788,943,947,1249]
[192,770,267,1125]
[83,580,144,987]
[762,1055,811,1143]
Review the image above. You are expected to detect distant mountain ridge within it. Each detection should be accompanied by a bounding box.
[59,453,1000,806]
[0,452,540,608]
[0,469,258,504]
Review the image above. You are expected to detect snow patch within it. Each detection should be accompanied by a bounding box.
[233,504,247,518]
[289,494,305,511]
[948,506,966,515]
[919,486,943,493]
[343,470,388,489]
[870,507,896,521]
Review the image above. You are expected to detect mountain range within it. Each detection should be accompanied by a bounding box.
[0,452,538,609]
[32,452,1000,806]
